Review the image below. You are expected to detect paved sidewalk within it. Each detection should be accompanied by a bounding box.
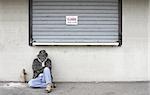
[0,82,149,95]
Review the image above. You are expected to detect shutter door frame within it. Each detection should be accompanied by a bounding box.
[29,0,122,46]
[118,0,122,46]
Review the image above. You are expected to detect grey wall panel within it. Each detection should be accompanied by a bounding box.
[32,0,120,44]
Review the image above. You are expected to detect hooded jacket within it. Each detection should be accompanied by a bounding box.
[32,58,52,79]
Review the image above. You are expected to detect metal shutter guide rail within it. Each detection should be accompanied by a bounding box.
[32,42,119,46]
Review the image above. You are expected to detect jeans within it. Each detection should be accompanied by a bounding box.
[28,67,52,88]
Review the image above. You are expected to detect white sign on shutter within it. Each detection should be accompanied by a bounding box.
[66,16,78,25]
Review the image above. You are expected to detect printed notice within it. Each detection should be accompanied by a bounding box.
[66,16,78,25]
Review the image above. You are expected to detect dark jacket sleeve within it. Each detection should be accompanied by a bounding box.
[32,59,44,78]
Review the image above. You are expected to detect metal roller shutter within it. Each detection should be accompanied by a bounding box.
[30,0,121,46]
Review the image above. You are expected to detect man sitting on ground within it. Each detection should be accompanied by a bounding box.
[28,50,55,93]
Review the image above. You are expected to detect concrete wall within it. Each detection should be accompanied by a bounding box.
[0,0,149,82]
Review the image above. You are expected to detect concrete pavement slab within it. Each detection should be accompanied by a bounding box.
[0,82,149,95]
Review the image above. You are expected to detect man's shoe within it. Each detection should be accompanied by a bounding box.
[46,84,52,93]
[52,83,56,88]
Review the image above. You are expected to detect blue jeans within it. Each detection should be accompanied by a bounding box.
[28,67,52,88]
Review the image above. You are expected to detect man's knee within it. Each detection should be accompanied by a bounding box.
[44,67,50,72]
